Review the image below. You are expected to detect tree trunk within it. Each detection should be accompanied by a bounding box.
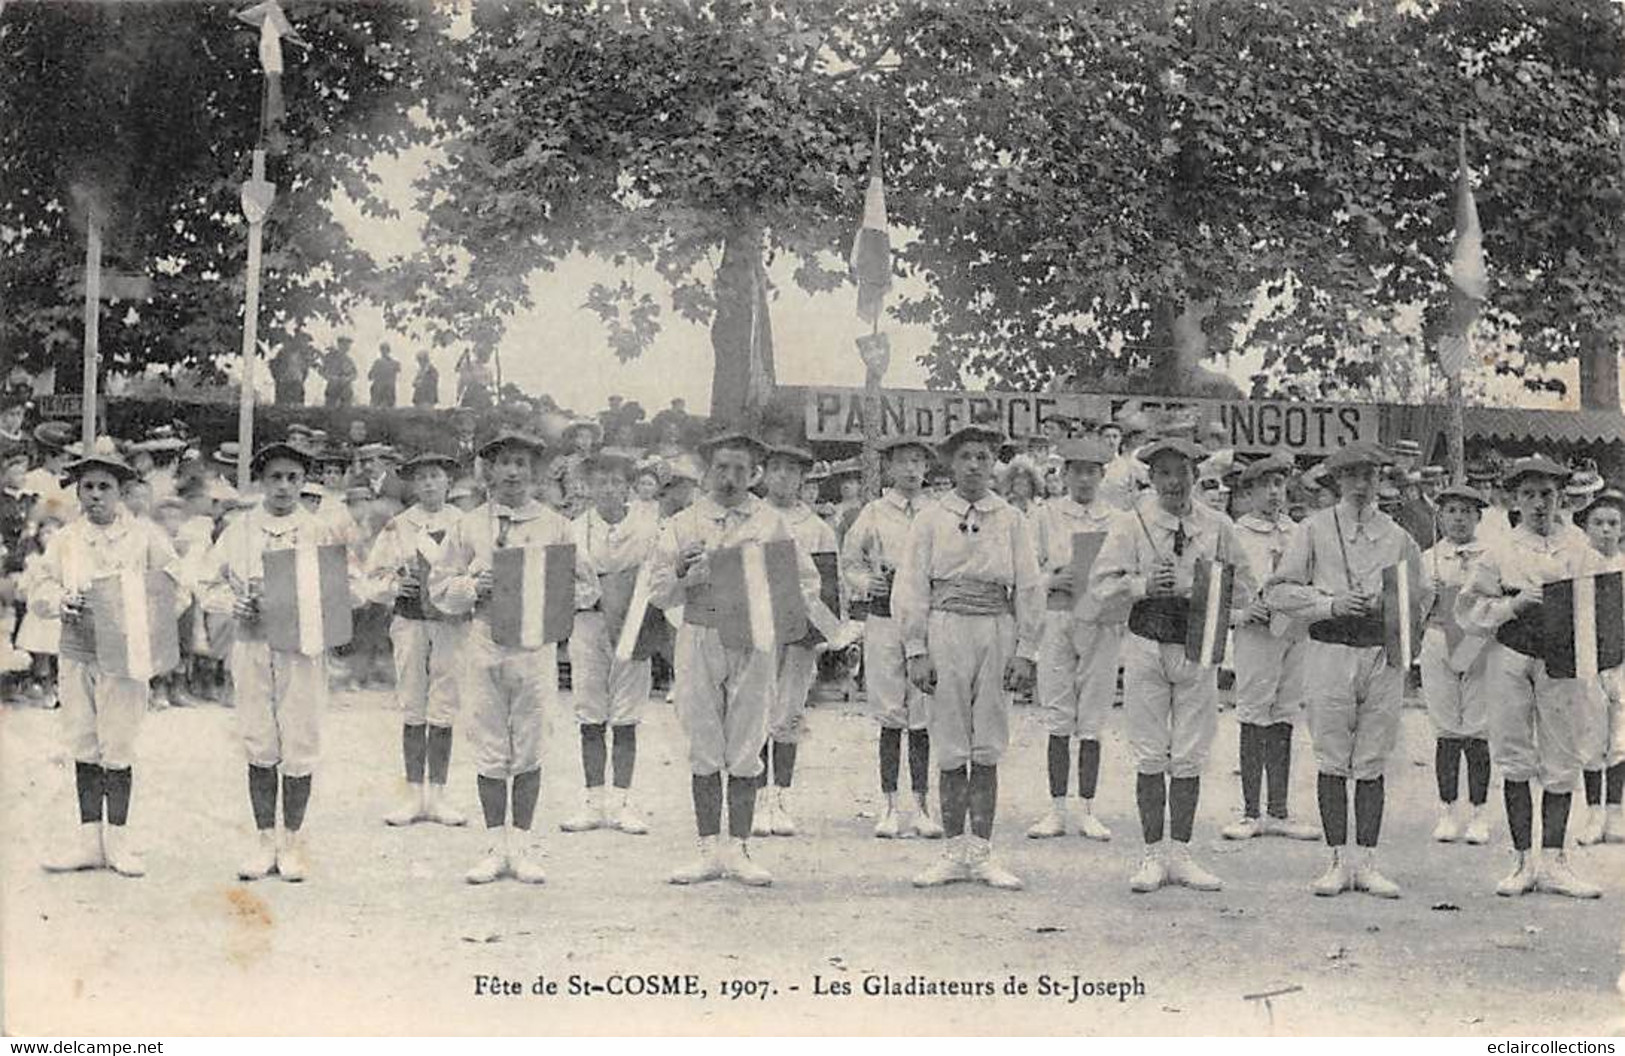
[1577,327,1622,411]
[709,220,775,430]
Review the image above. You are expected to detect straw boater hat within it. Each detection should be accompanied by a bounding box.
[63,438,137,483]
[355,442,397,463]
[1565,469,1605,502]
[250,441,316,478]
[213,442,242,469]
[1574,487,1625,527]
[32,421,75,451]
[130,424,187,455]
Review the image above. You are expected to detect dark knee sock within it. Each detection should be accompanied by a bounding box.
[967,763,997,839]
[477,775,507,829]
[75,762,105,824]
[1353,776,1384,847]
[102,767,132,826]
[939,766,970,839]
[610,724,636,789]
[1136,771,1167,844]
[1607,762,1625,806]
[772,740,797,789]
[402,723,428,784]
[281,774,312,832]
[1317,773,1348,847]
[426,724,454,785]
[755,742,771,790]
[726,775,757,839]
[1168,775,1200,843]
[579,723,607,788]
[510,768,541,831]
[691,773,722,837]
[1077,738,1101,800]
[248,764,278,831]
[1265,724,1292,818]
[1540,790,1571,849]
[1504,780,1533,851]
[908,729,931,794]
[1464,737,1490,806]
[1583,769,1603,807]
[1238,723,1264,819]
[1435,737,1462,803]
[878,727,902,793]
[1046,735,1070,800]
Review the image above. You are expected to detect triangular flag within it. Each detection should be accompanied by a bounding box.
[848,142,892,329]
[1439,126,1489,377]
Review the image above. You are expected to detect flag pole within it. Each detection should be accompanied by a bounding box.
[81,214,102,449]
[859,105,885,503]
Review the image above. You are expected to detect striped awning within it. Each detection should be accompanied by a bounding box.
[1387,405,1625,448]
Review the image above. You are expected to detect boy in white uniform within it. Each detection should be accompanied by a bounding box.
[1419,484,1493,846]
[37,445,182,877]
[645,433,822,888]
[1573,488,1625,846]
[430,431,599,885]
[199,441,359,882]
[754,444,838,838]
[1455,456,1601,898]
[366,452,469,828]
[1268,441,1426,899]
[1026,438,1121,841]
[560,452,660,836]
[1222,454,1320,842]
[895,424,1041,890]
[841,435,944,839]
[1092,437,1253,894]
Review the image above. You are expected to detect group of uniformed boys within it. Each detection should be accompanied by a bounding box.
[33,417,1623,905]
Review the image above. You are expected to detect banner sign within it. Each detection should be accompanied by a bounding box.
[803,387,1379,456]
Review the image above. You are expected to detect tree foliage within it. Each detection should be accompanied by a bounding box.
[0,0,447,378]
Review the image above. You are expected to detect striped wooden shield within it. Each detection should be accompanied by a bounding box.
[1184,557,1235,667]
[262,544,354,656]
[710,540,809,652]
[794,552,844,647]
[91,569,181,680]
[1069,531,1107,618]
[608,563,667,662]
[1544,572,1625,680]
[1382,558,1426,670]
[488,544,576,649]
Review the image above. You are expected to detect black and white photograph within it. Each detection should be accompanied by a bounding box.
[2,0,1625,1041]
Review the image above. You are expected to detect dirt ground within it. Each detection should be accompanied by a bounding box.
[4,685,1623,1037]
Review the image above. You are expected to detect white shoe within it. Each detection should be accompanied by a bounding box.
[512,840,547,884]
[1605,805,1625,844]
[610,791,648,835]
[559,788,606,833]
[1077,802,1112,842]
[725,838,773,887]
[384,784,426,827]
[1260,813,1321,840]
[1537,851,1602,899]
[103,825,145,878]
[874,796,902,839]
[1311,851,1353,897]
[1221,816,1262,841]
[1027,803,1068,839]
[425,784,467,826]
[964,836,1023,890]
[237,830,278,881]
[751,789,775,838]
[1350,850,1400,899]
[911,798,945,839]
[668,837,725,885]
[1575,806,1606,847]
[1496,851,1540,897]
[1463,807,1491,846]
[1165,843,1223,891]
[44,822,105,873]
[913,837,971,887]
[1130,847,1167,893]
[277,830,309,883]
[465,829,509,885]
[772,789,798,837]
[1432,806,1463,843]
